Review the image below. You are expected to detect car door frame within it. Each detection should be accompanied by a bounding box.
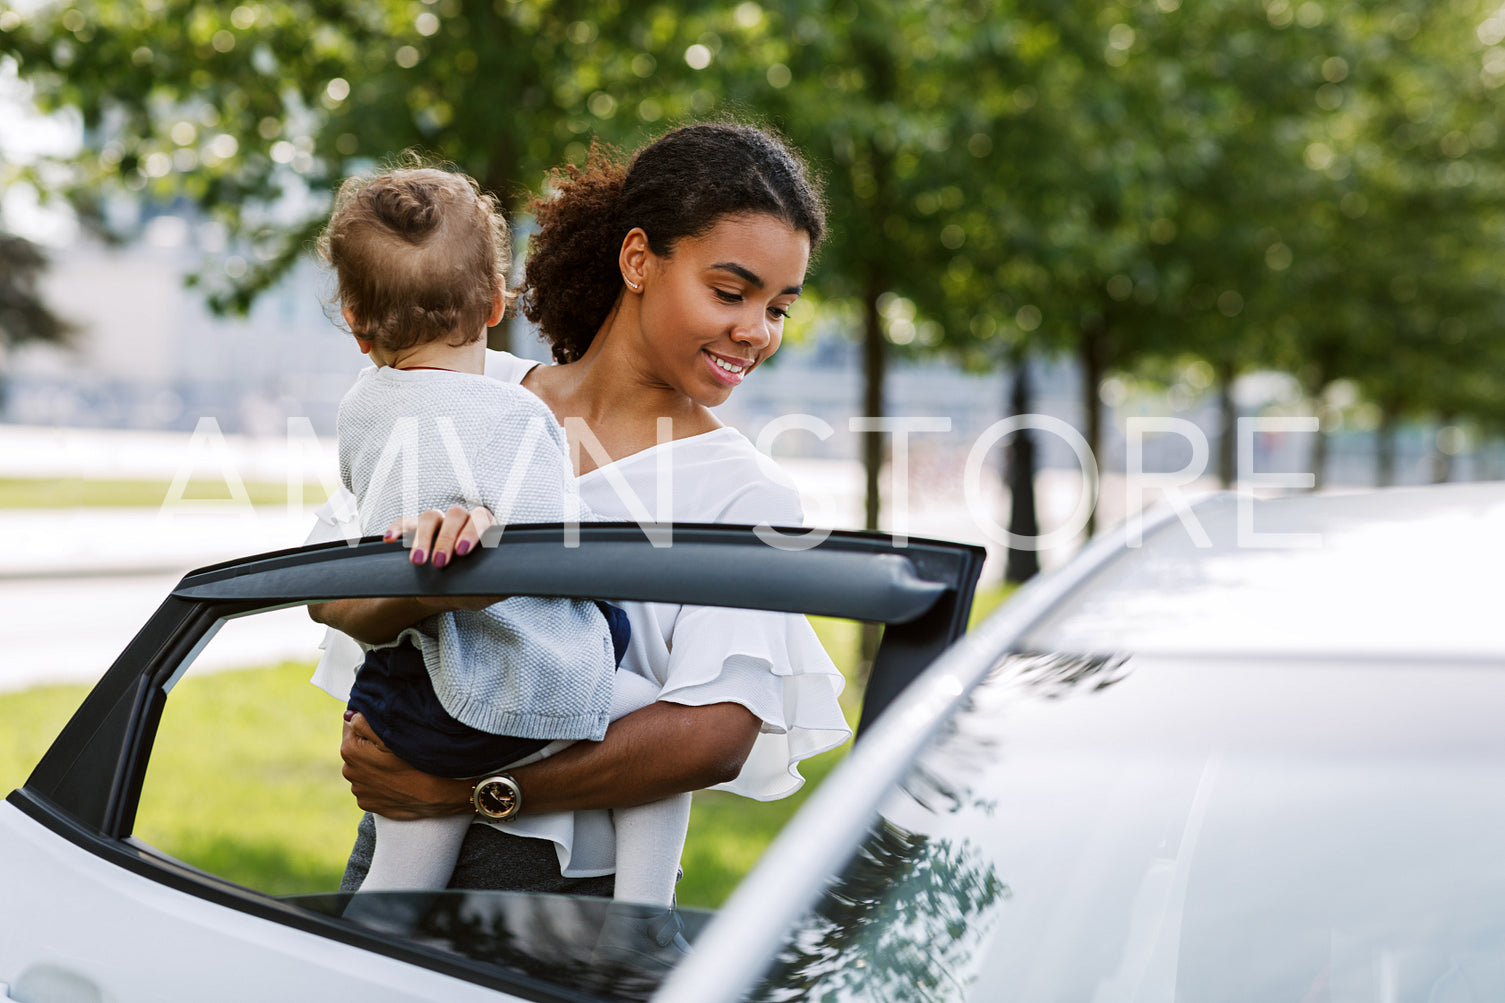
[6,523,984,1000]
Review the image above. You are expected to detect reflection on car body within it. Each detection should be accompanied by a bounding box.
[662,483,1505,1002]
[293,890,715,1001]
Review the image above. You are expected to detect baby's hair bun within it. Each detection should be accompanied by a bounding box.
[366,178,442,241]
[320,161,511,353]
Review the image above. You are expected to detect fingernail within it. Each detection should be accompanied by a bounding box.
[344,709,356,721]
[432,552,447,568]
[411,549,426,565]
[456,539,471,556]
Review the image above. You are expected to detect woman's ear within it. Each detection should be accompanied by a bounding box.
[619,227,650,293]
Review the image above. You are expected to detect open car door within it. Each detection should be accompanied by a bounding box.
[2,524,983,1002]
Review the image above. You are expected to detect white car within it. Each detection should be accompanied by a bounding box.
[7,484,1502,1001]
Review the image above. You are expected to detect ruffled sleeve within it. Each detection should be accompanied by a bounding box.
[307,488,363,702]
[658,604,850,800]
[646,443,853,800]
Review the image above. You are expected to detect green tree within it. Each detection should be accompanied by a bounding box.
[0,0,716,347]
[0,230,75,363]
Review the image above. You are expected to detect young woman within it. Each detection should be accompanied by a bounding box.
[310,122,848,913]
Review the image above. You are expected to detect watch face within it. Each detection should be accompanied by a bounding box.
[475,777,519,819]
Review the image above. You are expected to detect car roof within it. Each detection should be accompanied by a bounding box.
[1022,482,1505,661]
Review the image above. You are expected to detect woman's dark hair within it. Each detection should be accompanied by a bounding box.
[519,122,826,363]
[320,165,510,352]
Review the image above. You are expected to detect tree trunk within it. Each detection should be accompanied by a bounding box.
[858,277,886,676]
[862,281,886,533]
[1310,414,1329,491]
[1376,406,1397,487]
[1431,414,1455,484]
[483,135,520,356]
[1215,358,1237,489]
[1079,323,1107,536]
[1004,355,1040,584]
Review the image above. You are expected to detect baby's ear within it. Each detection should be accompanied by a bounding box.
[487,284,507,327]
[343,306,374,353]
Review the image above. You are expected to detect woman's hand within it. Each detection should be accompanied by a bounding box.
[384,503,496,569]
[341,711,473,819]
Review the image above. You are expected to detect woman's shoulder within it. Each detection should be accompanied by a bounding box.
[674,428,805,525]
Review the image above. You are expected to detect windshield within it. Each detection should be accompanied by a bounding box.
[291,890,714,1001]
[754,652,1505,1002]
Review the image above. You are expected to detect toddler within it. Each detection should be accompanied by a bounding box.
[319,165,689,924]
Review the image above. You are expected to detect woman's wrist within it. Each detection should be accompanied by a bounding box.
[309,596,433,645]
[441,775,478,816]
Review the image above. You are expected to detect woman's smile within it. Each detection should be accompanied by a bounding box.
[703,348,753,386]
[633,213,811,407]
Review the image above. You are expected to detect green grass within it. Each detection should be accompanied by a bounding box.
[0,477,326,508]
[0,582,1016,907]
[132,661,363,896]
[0,681,93,790]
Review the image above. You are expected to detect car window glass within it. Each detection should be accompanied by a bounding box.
[134,607,360,895]
[756,652,1505,1002]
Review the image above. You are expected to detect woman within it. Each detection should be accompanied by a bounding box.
[310,121,848,900]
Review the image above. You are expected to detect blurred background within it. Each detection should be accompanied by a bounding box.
[2,0,1504,674]
[3,0,1504,905]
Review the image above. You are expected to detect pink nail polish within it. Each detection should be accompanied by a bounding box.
[456,540,471,556]
[433,552,448,568]
[411,549,426,564]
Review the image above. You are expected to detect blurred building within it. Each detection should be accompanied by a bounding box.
[1,211,1477,494]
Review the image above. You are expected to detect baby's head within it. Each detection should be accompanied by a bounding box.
[320,166,510,352]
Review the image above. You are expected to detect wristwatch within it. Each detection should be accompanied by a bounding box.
[472,773,523,821]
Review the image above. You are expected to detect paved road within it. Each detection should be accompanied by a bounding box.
[2,506,328,694]
[0,571,329,693]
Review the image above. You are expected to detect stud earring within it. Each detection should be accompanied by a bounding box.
[624,276,641,291]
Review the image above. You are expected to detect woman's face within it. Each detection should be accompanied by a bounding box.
[635,212,811,408]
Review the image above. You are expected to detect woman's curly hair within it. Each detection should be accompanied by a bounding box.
[320,161,511,352]
[519,122,826,364]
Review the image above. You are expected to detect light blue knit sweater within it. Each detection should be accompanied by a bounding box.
[338,366,615,741]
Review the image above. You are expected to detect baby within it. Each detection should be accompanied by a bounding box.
[319,165,688,933]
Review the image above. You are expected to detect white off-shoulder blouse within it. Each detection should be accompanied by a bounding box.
[309,350,851,877]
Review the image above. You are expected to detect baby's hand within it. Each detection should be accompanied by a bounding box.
[383,503,495,568]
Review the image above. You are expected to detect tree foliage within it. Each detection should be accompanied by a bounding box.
[5,0,1505,520]
[0,231,73,352]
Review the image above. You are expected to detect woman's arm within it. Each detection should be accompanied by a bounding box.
[309,596,444,645]
[341,701,761,820]
[307,504,502,644]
